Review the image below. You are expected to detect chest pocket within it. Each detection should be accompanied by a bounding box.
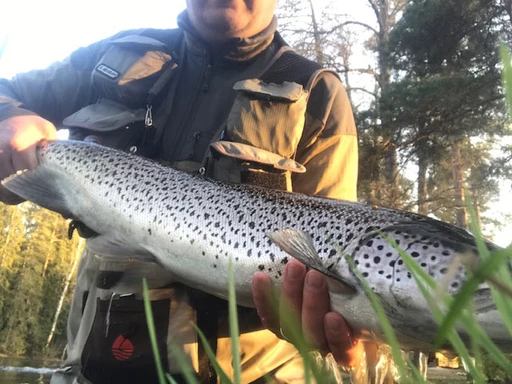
[228,79,307,157]
[208,79,308,191]
[64,35,177,155]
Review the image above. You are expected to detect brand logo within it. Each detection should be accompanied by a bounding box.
[111,335,134,361]
[96,64,119,79]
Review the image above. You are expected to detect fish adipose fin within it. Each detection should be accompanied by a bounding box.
[268,229,357,294]
[2,168,73,219]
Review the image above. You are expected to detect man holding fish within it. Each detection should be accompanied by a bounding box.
[0,0,361,382]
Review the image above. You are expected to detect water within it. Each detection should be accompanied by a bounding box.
[0,356,61,384]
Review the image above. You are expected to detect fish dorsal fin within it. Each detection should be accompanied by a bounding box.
[267,229,357,294]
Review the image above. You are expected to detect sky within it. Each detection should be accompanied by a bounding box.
[0,1,510,247]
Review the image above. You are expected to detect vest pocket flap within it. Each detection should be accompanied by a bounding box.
[63,100,145,132]
[210,141,306,173]
[233,79,305,102]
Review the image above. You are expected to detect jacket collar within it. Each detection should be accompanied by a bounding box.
[177,10,277,62]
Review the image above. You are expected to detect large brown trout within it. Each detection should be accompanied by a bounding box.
[2,140,510,352]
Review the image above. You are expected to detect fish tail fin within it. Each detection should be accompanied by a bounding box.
[2,168,73,218]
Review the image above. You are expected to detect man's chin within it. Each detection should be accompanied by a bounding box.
[206,9,250,37]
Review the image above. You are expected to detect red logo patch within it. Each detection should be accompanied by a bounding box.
[111,335,134,361]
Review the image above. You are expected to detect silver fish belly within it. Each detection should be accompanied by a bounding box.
[2,140,510,352]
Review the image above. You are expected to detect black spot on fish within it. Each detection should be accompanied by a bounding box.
[386,274,392,279]
[431,256,437,261]
[374,256,381,264]
[366,240,373,247]
[258,265,265,271]
[364,254,369,259]
[362,272,369,278]
[386,252,393,257]
[440,268,447,274]
[249,222,255,229]
[411,251,419,258]
[281,257,288,264]
[377,245,384,250]
[451,282,459,288]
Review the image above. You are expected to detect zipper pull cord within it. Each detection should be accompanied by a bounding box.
[145,104,153,127]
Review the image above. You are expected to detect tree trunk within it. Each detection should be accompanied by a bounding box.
[0,209,16,267]
[417,148,428,215]
[45,237,84,350]
[368,0,400,204]
[42,216,60,278]
[452,142,468,229]
[307,0,324,64]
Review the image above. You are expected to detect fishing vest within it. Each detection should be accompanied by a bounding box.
[62,30,338,193]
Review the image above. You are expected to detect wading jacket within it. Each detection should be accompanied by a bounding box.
[0,11,358,384]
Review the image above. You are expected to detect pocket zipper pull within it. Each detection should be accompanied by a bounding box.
[145,104,153,127]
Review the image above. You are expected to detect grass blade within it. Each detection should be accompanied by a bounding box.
[228,259,242,384]
[142,278,168,384]
[342,252,425,384]
[500,44,512,116]
[192,323,232,384]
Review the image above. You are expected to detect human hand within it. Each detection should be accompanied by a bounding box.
[0,115,57,204]
[252,259,364,368]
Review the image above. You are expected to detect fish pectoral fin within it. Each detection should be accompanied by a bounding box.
[325,276,357,295]
[86,235,156,260]
[267,229,357,294]
[268,229,323,269]
[2,168,73,218]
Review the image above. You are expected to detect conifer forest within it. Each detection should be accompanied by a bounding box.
[0,0,511,363]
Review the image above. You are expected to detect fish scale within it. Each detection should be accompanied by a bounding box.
[2,140,510,352]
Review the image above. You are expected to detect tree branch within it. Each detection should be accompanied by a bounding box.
[348,87,379,98]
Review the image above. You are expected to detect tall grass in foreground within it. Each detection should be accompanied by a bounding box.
[141,46,512,383]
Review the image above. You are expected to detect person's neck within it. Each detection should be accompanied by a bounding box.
[177,11,278,61]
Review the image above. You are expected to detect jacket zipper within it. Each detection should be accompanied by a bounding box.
[168,57,213,158]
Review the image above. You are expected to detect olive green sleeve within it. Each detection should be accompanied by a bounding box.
[292,72,358,201]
